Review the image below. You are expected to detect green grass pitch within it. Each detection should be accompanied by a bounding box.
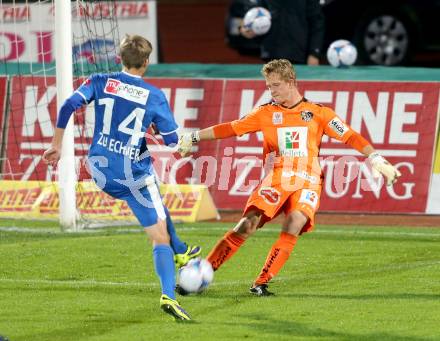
[0,219,439,341]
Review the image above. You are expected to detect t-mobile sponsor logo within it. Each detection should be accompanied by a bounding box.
[104,78,149,105]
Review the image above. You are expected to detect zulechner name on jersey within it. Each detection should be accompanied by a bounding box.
[104,78,149,105]
[97,132,141,161]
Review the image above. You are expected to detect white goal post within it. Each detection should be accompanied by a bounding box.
[55,0,77,231]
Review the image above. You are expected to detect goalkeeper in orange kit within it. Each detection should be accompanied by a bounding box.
[177,59,401,296]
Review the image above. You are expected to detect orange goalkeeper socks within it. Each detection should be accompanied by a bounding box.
[207,230,245,271]
[254,232,298,285]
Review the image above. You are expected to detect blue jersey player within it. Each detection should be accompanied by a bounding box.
[43,35,199,321]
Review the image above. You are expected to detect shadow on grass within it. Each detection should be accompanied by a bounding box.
[231,313,431,341]
[281,292,440,301]
[16,310,147,341]
[15,305,206,341]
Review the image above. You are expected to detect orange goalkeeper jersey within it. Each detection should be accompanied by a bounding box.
[230,98,355,187]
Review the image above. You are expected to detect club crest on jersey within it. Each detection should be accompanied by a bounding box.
[258,187,281,205]
[272,112,283,125]
[104,78,149,105]
[300,110,313,122]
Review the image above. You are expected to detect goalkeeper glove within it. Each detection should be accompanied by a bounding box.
[177,131,200,157]
[368,152,401,186]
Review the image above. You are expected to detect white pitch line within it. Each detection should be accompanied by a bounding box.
[0,227,59,233]
[1,226,440,238]
[314,229,440,238]
[0,227,141,234]
[177,226,440,238]
[0,277,153,287]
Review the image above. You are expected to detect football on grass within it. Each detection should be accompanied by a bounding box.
[178,258,214,294]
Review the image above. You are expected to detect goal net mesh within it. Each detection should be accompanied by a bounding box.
[0,0,131,228]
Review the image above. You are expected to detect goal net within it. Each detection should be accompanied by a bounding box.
[0,0,157,230]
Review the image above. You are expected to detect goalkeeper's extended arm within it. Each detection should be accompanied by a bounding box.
[345,132,401,186]
[347,132,401,186]
[367,152,401,186]
[177,122,236,157]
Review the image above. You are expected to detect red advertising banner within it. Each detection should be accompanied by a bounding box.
[176,80,440,213]
[302,81,438,213]
[5,76,91,180]
[3,76,439,213]
[5,76,57,180]
[210,80,440,213]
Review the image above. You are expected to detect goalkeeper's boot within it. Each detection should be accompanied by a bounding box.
[249,284,275,297]
[174,244,202,268]
[160,294,192,322]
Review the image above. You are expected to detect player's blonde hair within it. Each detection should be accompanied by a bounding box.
[119,34,152,69]
[261,59,296,83]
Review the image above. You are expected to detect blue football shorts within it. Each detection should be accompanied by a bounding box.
[98,174,167,228]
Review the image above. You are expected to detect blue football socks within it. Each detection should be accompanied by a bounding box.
[153,244,176,299]
[165,207,187,254]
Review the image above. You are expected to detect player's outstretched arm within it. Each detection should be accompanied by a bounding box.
[344,132,401,186]
[367,151,401,186]
[177,127,215,157]
[359,144,401,186]
[178,122,237,157]
[42,127,64,166]
[43,92,88,165]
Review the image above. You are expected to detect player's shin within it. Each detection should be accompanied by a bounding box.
[153,244,176,299]
[254,232,297,285]
[207,230,246,270]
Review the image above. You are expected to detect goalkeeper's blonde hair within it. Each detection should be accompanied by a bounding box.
[262,59,297,84]
[120,34,152,69]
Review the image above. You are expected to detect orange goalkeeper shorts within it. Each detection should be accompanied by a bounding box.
[243,181,322,234]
